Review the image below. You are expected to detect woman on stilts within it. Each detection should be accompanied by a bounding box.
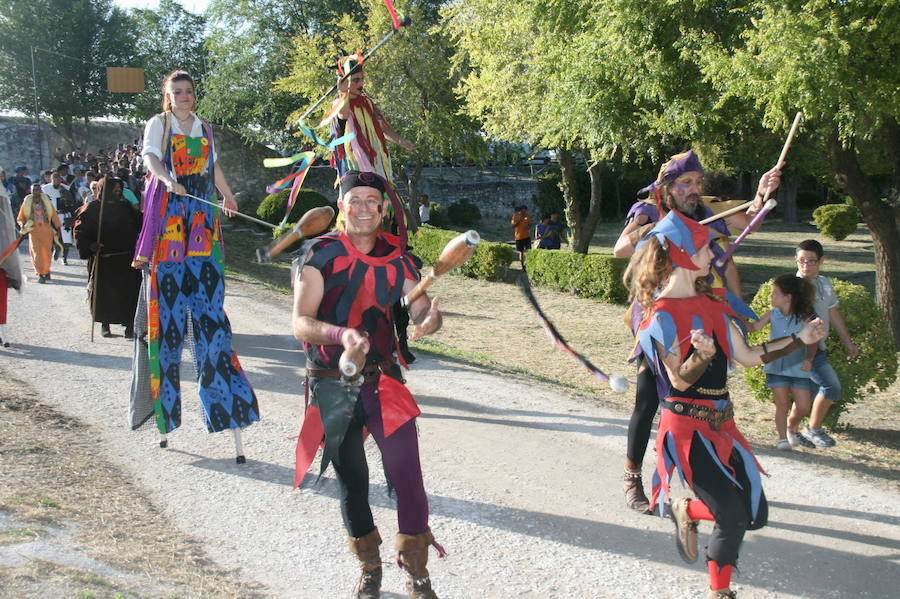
[625,209,824,598]
[130,70,259,450]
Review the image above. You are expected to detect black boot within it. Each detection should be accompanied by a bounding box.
[101,323,113,337]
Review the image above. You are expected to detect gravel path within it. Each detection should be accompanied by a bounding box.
[1,254,898,598]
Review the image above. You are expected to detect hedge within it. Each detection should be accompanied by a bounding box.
[812,203,860,241]
[743,278,897,428]
[525,249,629,305]
[414,225,514,281]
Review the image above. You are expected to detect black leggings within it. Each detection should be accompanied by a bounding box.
[689,434,768,566]
[626,366,659,464]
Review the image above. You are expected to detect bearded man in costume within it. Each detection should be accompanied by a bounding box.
[613,151,781,513]
[292,170,444,599]
[624,209,824,598]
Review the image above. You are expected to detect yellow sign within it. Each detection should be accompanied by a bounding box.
[106,67,145,93]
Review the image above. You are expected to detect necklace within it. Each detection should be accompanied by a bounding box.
[174,112,194,130]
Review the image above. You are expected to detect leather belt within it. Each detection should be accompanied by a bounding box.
[662,399,734,426]
[306,359,399,387]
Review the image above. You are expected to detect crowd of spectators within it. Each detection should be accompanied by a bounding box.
[2,140,146,222]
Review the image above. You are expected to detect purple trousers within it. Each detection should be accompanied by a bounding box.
[332,382,429,537]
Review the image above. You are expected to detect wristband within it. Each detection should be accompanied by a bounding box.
[327,325,347,345]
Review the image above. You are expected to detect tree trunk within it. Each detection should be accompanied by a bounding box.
[399,162,422,233]
[557,147,582,250]
[572,149,605,254]
[828,130,900,348]
[782,173,799,224]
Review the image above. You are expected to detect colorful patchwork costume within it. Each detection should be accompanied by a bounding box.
[636,209,767,593]
[131,112,259,434]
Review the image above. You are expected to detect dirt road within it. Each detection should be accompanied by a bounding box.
[1,256,898,598]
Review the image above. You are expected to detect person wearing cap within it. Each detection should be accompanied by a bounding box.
[614,151,781,514]
[292,170,444,599]
[17,183,61,284]
[331,54,414,185]
[625,209,824,599]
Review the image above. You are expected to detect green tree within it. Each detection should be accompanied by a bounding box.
[695,1,900,347]
[278,0,484,225]
[0,0,137,142]
[201,0,359,145]
[128,0,208,121]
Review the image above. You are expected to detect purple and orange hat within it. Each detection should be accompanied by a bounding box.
[637,208,713,271]
[637,150,704,197]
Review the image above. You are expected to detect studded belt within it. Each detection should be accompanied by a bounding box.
[662,399,734,426]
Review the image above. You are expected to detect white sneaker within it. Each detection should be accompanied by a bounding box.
[788,432,815,448]
[774,439,792,451]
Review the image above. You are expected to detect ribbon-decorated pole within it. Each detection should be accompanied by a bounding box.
[518,273,631,393]
[297,13,412,125]
[713,111,803,266]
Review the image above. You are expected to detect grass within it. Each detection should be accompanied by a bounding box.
[220,212,899,476]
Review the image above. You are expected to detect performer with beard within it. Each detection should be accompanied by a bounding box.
[612,151,782,513]
[74,176,143,338]
[293,171,444,599]
[625,208,824,598]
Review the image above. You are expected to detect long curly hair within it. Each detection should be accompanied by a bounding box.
[624,236,721,311]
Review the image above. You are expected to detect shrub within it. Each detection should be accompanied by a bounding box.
[446,199,481,227]
[414,225,513,282]
[427,202,447,228]
[257,188,333,226]
[743,278,897,428]
[525,249,629,305]
[812,203,860,241]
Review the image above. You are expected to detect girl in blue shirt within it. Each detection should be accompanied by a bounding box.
[748,274,816,450]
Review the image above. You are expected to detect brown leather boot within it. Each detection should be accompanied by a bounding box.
[396,529,439,599]
[623,469,651,513]
[349,528,382,599]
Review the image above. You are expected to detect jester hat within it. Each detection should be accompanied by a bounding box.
[637,150,704,197]
[336,52,364,78]
[637,208,713,271]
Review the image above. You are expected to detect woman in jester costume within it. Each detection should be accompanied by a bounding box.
[625,209,824,599]
[130,70,259,442]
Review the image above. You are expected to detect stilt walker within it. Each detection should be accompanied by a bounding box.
[0,189,24,347]
[130,70,259,462]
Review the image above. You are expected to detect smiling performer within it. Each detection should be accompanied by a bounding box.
[613,150,781,513]
[625,209,824,599]
[292,170,444,599]
[130,70,259,456]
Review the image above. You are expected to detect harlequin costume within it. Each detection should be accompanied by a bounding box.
[636,209,767,598]
[130,112,259,435]
[622,151,755,515]
[294,171,444,599]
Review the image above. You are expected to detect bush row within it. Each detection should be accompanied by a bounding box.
[414,225,514,282]
[525,248,629,305]
[743,278,897,428]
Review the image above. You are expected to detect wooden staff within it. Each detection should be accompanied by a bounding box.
[256,206,335,263]
[90,193,107,342]
[701,111,803,226]
[401,230,480,308]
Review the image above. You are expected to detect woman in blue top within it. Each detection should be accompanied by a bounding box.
[747,274,816,450]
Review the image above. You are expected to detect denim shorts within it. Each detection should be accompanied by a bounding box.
[808,349,842,401]
[766,373,814,391]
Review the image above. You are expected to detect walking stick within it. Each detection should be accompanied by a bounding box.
[715,111,803,267]
[90,195,107,342]
[297,16,412,125]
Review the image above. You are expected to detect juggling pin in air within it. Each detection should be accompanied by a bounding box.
[256,206,335,263]
[401,230,480,308]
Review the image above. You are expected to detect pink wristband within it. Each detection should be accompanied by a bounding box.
[327,326,347,345]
